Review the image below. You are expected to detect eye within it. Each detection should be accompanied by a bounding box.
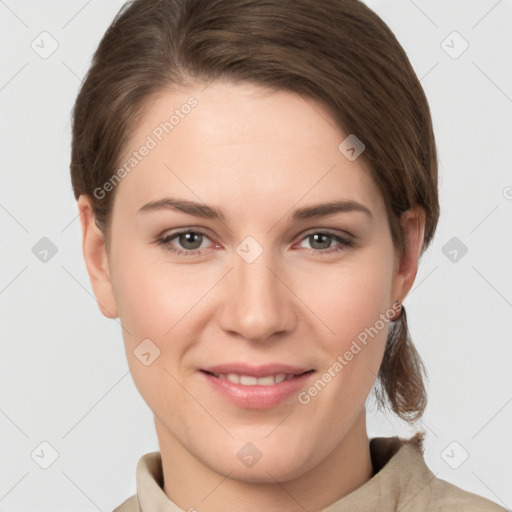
[157,229,215,256]
[156,229,354,257]
[296,231,353,254]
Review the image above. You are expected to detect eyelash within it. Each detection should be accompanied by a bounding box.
[156,229,354,257]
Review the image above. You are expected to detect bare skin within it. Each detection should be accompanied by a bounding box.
[78,80,425,512]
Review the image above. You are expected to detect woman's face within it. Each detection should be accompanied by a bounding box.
[80,80,423,482]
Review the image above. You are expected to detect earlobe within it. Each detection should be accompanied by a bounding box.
[77,195,119,319]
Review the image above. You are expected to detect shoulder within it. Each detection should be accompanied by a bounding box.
[428,475,508,512]
[112,494,140,512]
[374,434,507,512]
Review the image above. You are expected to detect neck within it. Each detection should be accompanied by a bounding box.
[155,409,373,512]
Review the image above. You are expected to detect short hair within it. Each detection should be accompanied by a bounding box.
[70,0,439,423]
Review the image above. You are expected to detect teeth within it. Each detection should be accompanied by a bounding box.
[240,375,258,385]
[216,372,293,386]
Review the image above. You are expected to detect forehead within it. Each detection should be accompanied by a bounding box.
[112,80,384,221]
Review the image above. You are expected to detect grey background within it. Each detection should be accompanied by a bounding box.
[1,0,511,510]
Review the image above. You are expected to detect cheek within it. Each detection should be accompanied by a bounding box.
[111,244,213,345]
[109,245,219,407]
[111,252,201,414]
[299,253,393,350]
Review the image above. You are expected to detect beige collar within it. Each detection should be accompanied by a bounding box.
[131,433,429,511]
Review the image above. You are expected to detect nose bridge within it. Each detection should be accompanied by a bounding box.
[221,240,294,341]
[236,248,277,296]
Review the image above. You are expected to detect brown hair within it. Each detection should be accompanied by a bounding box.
[70,0,439,423]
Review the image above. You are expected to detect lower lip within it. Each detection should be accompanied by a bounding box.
[200,370,315,409]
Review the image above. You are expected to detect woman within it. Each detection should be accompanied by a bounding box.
[70,0,506,510]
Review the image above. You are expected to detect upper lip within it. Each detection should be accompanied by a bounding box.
[201,363,314,377]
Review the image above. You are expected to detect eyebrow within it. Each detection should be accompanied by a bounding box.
[137,197,373,221]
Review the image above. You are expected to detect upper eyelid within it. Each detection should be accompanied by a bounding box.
[300,228,353,238]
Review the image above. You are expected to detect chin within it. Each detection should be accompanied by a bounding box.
[203,440,317,484]
[222,459,312,485]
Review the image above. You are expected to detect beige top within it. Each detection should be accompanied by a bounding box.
[113,433,507,511]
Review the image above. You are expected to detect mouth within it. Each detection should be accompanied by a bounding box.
[199,366,316,409]
[200,369,314,386]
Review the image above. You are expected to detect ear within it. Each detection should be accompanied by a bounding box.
[391,205,426,305]
[77,195,119,319]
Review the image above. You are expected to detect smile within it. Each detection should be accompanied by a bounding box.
[200,369,316,409]
[204,371,311,386]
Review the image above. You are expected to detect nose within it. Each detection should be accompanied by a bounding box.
[217,247,297,342]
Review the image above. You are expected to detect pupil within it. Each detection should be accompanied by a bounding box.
[180,232,202,249]
[311,233,331,250]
